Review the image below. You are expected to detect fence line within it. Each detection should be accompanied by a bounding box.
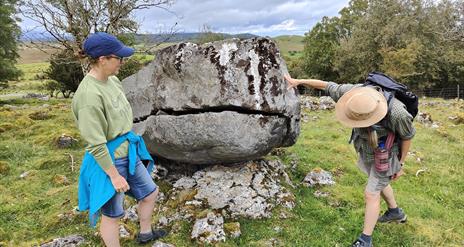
[299,85,464,100]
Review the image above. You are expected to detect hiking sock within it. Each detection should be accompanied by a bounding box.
[388,207,400,214]
[360,233,372,244]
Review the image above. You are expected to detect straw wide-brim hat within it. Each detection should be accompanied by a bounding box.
[335,87,388,128]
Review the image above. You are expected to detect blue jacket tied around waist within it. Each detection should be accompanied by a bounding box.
[78,131,154,226]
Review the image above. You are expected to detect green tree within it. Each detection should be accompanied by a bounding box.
[118,57,149,80]
[334,0,402,83]
[22,0,173,93]
[284,55,306,79]
[21,0,173,67]
[302,17,340,82]
[301,0,368,82]
[302,0,463,90]
[0,0,22,87]
[45,50,84,98]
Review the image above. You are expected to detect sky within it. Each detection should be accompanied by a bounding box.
[136,0,350,36]
[20,0,351,37]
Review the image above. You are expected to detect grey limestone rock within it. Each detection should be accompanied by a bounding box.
[123,38,300,164]
[123,205,138,222]
[119,225,130,238]
[191,212,226,243]
[152,242,176,247]
[303,168,335,187]
[40,235,85,247]
[189,160,293,219]
[173,176,197,189]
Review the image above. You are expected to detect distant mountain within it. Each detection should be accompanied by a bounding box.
[20,30,56,42]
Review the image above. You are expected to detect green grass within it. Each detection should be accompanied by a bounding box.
[0,63,51,95]
[0,96,462,246]
[273,35,305,58]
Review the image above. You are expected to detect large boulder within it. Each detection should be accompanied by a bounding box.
[123,38,300,164]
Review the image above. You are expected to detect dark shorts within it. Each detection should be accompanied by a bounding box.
[101,157,157,218]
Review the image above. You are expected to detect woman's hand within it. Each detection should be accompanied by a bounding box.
[285,75,300,90]
[391,168,405,181]
[105,165,130,193]
[110,174,130,193]
[284,75,328,90]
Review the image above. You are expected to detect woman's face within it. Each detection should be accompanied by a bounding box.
[99,55,125,76]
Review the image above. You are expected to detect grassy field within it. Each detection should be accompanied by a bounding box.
[17,43,60,64]
[0,63,50,96]
[0,90,462,246]
[273,35,305,58]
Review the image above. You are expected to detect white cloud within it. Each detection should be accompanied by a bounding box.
[271,19,298,31]
[20,0,351,37]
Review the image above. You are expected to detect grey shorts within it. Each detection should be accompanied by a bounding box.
[357,157,391,193]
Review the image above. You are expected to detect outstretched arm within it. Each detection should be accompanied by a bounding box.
[285,75,328,90]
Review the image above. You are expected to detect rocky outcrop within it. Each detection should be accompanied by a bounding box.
[40,235,85,247]
[191,212,226,243]
[302,168,335,187]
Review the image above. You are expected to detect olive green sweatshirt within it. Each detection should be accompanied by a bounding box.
[72,75,132,170]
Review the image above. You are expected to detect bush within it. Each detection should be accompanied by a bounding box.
[0,81,8,89]
[42,80,61,97]
[46,50,84,98]
[283,55,306,79]
[118,57,147,80]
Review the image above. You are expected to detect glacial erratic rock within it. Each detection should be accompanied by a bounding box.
[124,38,300,164]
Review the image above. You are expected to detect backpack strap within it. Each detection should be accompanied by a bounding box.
[385,131,395,151]
[349,129,355,144]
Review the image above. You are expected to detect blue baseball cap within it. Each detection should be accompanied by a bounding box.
[83,32,134,58]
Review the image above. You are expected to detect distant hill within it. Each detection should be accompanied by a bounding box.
[135,32,260,43]
[20,31,260,43]
[272,35,305,57]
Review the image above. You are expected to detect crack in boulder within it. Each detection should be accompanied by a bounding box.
[133,105,290,123]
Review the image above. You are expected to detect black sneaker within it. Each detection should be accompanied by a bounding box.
[136,228,167,244]
[352,238,373,247]
[377,208,407,223]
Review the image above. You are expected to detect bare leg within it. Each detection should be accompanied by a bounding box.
[137,188,159,233]
[362,190,381,235]
[100,215,120,247]
[381,184,398,208]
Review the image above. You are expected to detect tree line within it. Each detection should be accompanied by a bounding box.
[0,0,22,88]
[289,0,463,90]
